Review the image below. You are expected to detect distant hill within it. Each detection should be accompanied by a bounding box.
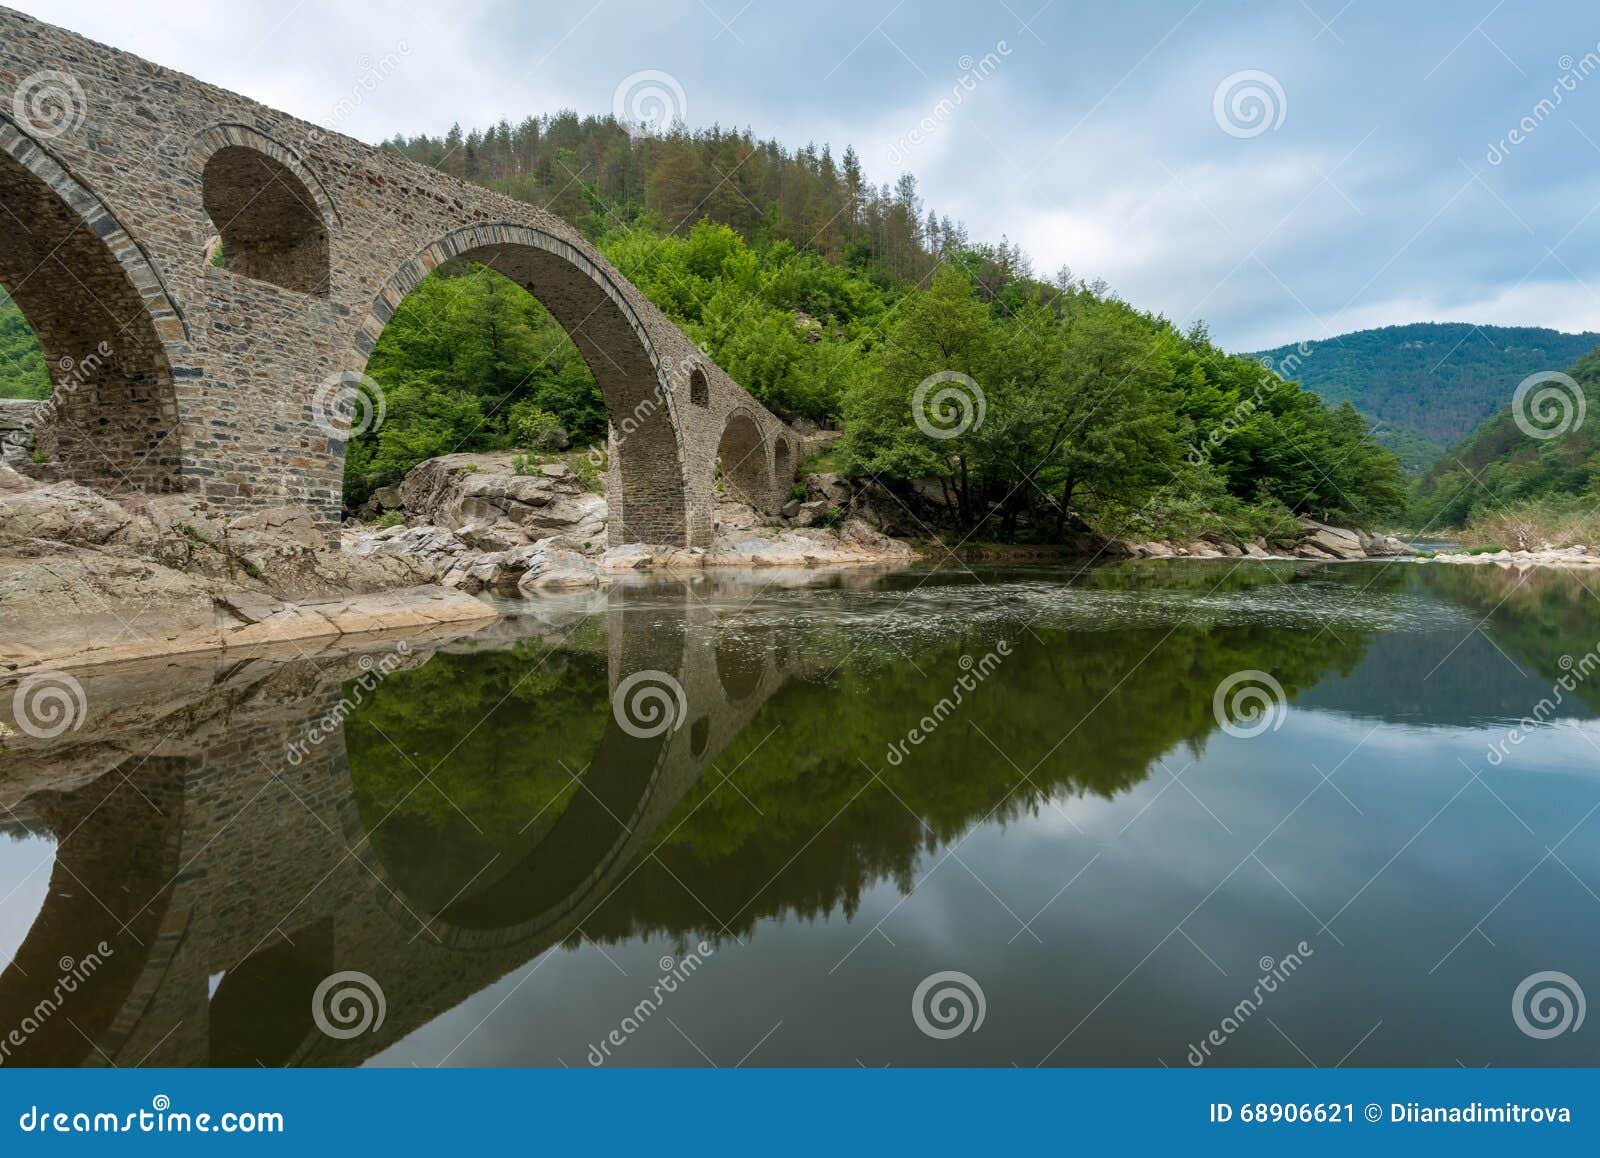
[1249,323,1600,471]
[1408,344,1600,529]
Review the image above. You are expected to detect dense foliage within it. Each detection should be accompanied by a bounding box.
[0,291,48,400]
[1251,322,1600,470]
[1408,346,1600,533]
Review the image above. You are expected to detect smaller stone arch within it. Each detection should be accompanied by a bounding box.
[773,436,793,492]
[716,409,771,510]
[193,125,335,295]
[688,365,709,407]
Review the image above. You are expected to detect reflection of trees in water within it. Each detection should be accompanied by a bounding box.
[344,568,1381,948]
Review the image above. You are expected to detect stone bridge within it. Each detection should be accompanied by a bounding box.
[0,578,818,1066]
[0,9,799,546]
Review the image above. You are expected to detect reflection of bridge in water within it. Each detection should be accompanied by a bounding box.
[0,580,810,1067]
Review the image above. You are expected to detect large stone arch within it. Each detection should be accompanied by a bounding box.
[716,408,771,511]
[0,118,186,492]
[348,224,689,545]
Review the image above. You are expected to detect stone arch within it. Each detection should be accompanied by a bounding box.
[716,408,771,510]
[688,365,709,406]
[197,127,332,295]
[0,118,185,492]
[350,224,689,545]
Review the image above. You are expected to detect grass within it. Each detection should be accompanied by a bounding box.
[1462,498,1600,552]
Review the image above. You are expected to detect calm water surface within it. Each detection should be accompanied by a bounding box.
[2,560,1598,1067]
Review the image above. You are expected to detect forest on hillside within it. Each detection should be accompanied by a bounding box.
[1251,322,1600,471]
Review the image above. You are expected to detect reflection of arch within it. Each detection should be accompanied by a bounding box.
[352,225,688,545]
[209,918,331,1066]
[716,628,764,703]
[198,128,332,295]
[346,588,689,949]
[0,757,186,1066]
[717,409,770,511]
[0,119,185,492]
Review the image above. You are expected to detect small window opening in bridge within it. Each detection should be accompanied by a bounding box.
[691,716,710,756]
[689,367,709,407]
[202,146,329,295]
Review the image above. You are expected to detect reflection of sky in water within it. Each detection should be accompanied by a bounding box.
[0,834,53,970]
[376,701,1600,1068]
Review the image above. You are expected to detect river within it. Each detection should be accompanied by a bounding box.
[1,559,1596,1067]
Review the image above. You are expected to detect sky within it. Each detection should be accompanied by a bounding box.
[15,0,1600,351]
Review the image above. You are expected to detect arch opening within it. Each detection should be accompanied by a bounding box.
[0,146,181,492]
[202,146,330,295]
[716,411,770,511]
[773,437,793,492]
[689,367,709,407]
[350,230,689,545]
